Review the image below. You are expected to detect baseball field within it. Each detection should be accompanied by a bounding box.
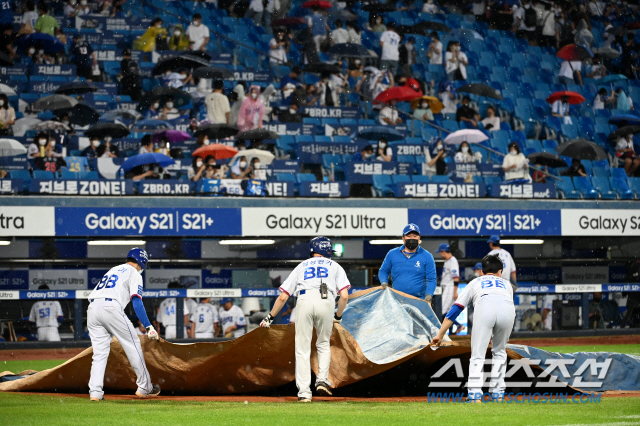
[1,337,639,426]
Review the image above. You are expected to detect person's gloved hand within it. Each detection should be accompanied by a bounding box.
[146,325,159,340]
[260,313,274,328]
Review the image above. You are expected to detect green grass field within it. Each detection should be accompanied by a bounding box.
[1,343,639,425]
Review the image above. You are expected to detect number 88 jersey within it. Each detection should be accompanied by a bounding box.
[455,274,513,308]
[279,257,351,298]
[88,263,144,308]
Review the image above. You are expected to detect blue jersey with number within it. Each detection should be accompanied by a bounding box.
[0,0,13,25]
[243,179,267,196]
[279,257,351,297]
[454,273,513,309]
[88,263,143,308]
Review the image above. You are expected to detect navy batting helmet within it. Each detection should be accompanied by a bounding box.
[127,247,149,270]
[309,236,335,258]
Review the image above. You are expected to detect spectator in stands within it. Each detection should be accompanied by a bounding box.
[269,28,290,68]
[445,41,468,81]
[551,95,572,125]
[316,71,340,107]
[250,157,267,180]
[205,156,227,180]
[603,18,615,48]
[574,18,593,48]
[27,132,48,159]
[34,3,59,36]
[278,103,302,123]
[308,6,330,51]
[133,17,167,52]
[427,31,443,65]
[97,137,119,158]
[205,79,231,124]
[593,88,614,111]
[346,20,361,44]
[188,156,206,181]
[229,85,245,126]
[512,0,537,44]
[81,136,101,159]
[247,0,266,27]
[127,164,160,181]
[502,142,531,182]
[413,98,434,121]
[615,87,634,112]
[616,133,640,177]
[331,19,349,45]
[561,158,587,177]
[557,12,573,49]
[0,24,18,61]
[532,162,549,183]
[143,100,160,119]
[280,66,301,104]
[558,59,583,86]
[586,55,606,80]
[296,28,319,65]
[456,96,480,128]
[379,22,400,75]
[439,81,457,114]
[120,49,142,101]
[237,85,265,133]
[35,140,66,174]
[480,105,500,131]
[155,137,170,156]
[352,145,374,162]
[71,35,97,81]
[138,134,154,155]
[17,0,38,37]
[370,15,386,34]
[379,99,403,126]
[399,37,417,77]
[230,156,252,179]
[305,84,320,106]
[160,97,180,120]
[423,140,446,176]
[0,93,16,135]
[454,142,481,163]
[168,24,190,51]
[422,0,440,13]
[185,14,210,51]
[376,137,392,162]
[539,2,556,48]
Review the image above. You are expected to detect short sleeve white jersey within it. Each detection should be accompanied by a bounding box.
[488,248,516,279]
[29,301,63,328]
[455,274,514,308]
[218,305,247,338]
[88,263,142,308]
[279,257,351,297]
[441,256,460,288]
[157,298,191,327]
[191,303,219,334]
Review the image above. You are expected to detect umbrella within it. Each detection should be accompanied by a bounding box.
[55,81,98,95]
[12,117,41,136]
[607,125,640,141]
[609,115,640,127]
[555,139,608,161]
[236,128,280,140]
[0,139,28,157]
[152,130,192,143]
[413,21,452,33]
[303,62,342,74]
[410,96,445,114]
[607,26,626,37]
[356,126,404,142]
[192,66,234,80]
[152,54,210,76]
[31,120,69,131]
[444,129,489,145]
[194,123,239,140]
[599,74,628,85]
[192,144,239,160]
[100,109,142,122]
[0,83,16,96]
[328,9,357,21]
[151,87,193,108]
[86,122,130,140]
[457,83,503,100]
[62,103,100,127]
[362,3,396,11]
[328,43,375,57]
[16,33,65,55]
[32,95,78,111]
[546,91,585,105]
[130,119,174,133]
[302,0,332,8]
[375,86,423,103]
[592,47,621,59]
[182,50,212,61]
[526,152,567,168]
[121,153,175,172]
[0,52,13,67]
[271,17,308,28]
[556,44,593,61]
[231,149,275,165]
[451,28,484,41]
[395,25,430,37]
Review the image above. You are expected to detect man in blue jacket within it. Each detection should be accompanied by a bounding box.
[378,223,437,304]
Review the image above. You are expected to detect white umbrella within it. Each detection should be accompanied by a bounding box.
[0,139,28,156]
[231,149,275,166]
[444,129,489,145]
[0,83,16,96]
[12,117,42,136]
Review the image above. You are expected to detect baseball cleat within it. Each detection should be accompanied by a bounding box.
[136,384,161,398]
[315,381,332,396]
[297,397,312,402]
[89,397,103,401]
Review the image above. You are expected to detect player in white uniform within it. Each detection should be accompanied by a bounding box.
[432,254,515,402]
[156,282,192,339]
[218,298,247,338]
[189,298,220,338]
[260,236,350,402]
[487,235,517,292]
[29,285,64,341]
[87,248,160,401]
[437,243,465,334]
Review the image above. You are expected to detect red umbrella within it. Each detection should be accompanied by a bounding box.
[271,17,308,27]
[302,0,332,8]
[556,44,593,61]
[546,91,586,105]
[192,144,238,160]
[375,86,423,104]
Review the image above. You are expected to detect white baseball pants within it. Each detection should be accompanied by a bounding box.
[37,326,60,341]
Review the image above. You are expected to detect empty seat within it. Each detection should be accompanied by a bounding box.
[296,173,317,183]
[33,170,55,179]
[412,175,430,183]
[542,139,558,150]
[430,175,450,183]
[609,177,634,199]
[61,171,79,179]
[276,173,296,182]
[627,177,640,198]
[572,176,599,199]
[557,177,580,199]
[372,175,393,197]
[391,175,411,184]
[610,168,628,179]
[591,177,617,199]
[79,171,99,179]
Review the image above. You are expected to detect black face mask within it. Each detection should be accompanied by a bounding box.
[404,239,419,250]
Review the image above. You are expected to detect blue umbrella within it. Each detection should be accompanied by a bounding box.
[121,153,175,172]
[609,114,640,127]
[17,33,65,55]
[356,126,404,141]
[599,74,628,84]
[130,119,174,133]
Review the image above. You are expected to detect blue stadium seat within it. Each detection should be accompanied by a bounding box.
[610,168,628,179]
[372,175,393,197]
[322,154,344,172]
[396,155,414,163]
[609,177,634,199]
[525,139,542,152]
[8,170,32,187]
[592,167,608,178]
[591,177,617,199]
[593,159,610,170]
[627,177,640,198]
[412,175,430,183]
[572,177,599,198]
[431,175,450,183]
[314,136,332,143]
[391,175,411,184]
[296,173,317,183]
[581,160,593,176]
[557,177,580,199]
[560,124,578,140]
[333,136,351,143]
[61,171,79,179]
[295,135,314,143]
[33,170,55,179]
[542,139,558,150]
[302,117,321,126]
[276,173,296,182]
[79,171,99,179]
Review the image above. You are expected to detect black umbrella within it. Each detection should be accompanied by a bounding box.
[236,128,280,140]
[55,81,98,95]
[182,50,212,61]
[152,54,210,76]
[192,66,234,80]
[556,139,608,161]
[328,9,357,21]
[55,102,100,127]
[362,3,396,11]
[303,62,342,74]
[32,95,78,111]
[457,83,504,100]
[608,125,640,141]
[151,87,193,108]
[0,52,13,67]
[527,152,568,168]
[357,126,404,141]
[328,43,375,57]
[396,25,431,37]
[414,21,452,33]
[86,122,131,140]
[592,47,621,60]
[194,123,239,140]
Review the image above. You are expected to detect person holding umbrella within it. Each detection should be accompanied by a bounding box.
[456,96,480,128]
[615,133,640,176]
[27,132,48,159]
[230,156,252,180]
[551,95,573,125]
[187,156,207,182]
[502,142,531,182]
[308,6,330,51]
[558,59,583,86]
[142,100,160,120]
[378,99,403,126]
[532,161,549,183]
[160,96,180,120]
[593,88,615,111]
[560,158,588,177]
[81,135,101,159]
[97,137,119,158]
[138,135,154,155]
[427,31,443,65]
[413,98,434,121]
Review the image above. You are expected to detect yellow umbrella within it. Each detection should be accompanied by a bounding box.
[410,96,445,114]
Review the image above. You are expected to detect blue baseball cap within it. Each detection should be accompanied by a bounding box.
[474,262,483,270]
[403,223,420,235]
[126,247,148,269]
[220,298,233,305]
[487,235,501,244]
[437,243,450,252]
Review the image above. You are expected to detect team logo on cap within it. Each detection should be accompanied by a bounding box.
[415,261,420,267]
[319,241,331,250]
[409,224,416,231]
